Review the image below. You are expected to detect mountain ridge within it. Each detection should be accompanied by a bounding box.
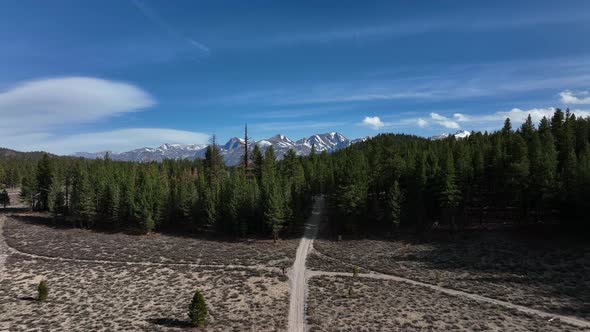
[72,132,367,165]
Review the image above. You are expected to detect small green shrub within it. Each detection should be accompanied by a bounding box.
[37,280,48,301]
[188,289,207,327]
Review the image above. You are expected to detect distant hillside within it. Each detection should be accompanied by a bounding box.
[0,147,53,161]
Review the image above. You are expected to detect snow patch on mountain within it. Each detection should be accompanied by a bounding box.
[430,130,472,140]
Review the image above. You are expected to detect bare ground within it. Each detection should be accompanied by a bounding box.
[306,275,588,332]
[0,254,289,331]
[4,214,297,268]
[313,231,590,320]
[0,210,293,331]
[3,193,589,331]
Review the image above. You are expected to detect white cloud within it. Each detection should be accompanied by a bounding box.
[0,77,206,154]
[560,90,590,105]
[0,77,155,135]
[417,118,428,128]
[5,128,209,155]
[361,116,385,130]
[430,113,460,129]
[452,107,590,128]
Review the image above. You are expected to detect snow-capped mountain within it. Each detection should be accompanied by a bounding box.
[72,132,361,165]
[73,143,207,162]
[430,130,472,140]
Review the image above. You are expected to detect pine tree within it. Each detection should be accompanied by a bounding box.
[134,168,157,233]
[48,173,65,218]
[0,189,9,208]
[243,124,250,170]
[439,149,461,228]
[252,144,264,181]
[386,180,403,228]
[20,174,37,210]
[520,114,535,141]
[205,134,224,185]
[37,280,48,301]
[71,163,95,227]
[261,146,284,241]
[501,118,512,137]
[36,154,53,210]
[188,289,207,327]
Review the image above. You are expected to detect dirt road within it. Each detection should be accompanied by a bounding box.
[0,216,7,279]
[287,196,322,332]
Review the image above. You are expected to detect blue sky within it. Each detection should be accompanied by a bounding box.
[1,0,590,154]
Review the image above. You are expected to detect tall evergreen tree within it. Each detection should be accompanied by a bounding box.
[36,153,53,210]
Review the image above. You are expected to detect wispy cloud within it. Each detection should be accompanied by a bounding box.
[210,57,590,107]
[247,105,356,119]
[0,77,155,135]
[3,128,209,155]
[361,116,386,130]
[249,120,348,133]
[130,0,210,55]
[237,9,590,48]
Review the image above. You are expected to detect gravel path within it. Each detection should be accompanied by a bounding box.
[287,196,322,332]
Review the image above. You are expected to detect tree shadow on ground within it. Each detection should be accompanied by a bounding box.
[148,318,193,329]
[17,296,37,302]
[6,213,303,242]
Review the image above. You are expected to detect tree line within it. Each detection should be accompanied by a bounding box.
[317,108,590,234]
[3,132,312,239]
[2,108,589,237]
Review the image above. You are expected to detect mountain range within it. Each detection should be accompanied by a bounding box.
[73,132,367,165]
[429,130,472,140]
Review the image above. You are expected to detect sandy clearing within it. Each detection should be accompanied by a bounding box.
[287,196,323,332]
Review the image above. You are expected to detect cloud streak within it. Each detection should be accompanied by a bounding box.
[240,9,590,49]
[3,128,209,155]
[130,0,210,55]
[212,57,590,107]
